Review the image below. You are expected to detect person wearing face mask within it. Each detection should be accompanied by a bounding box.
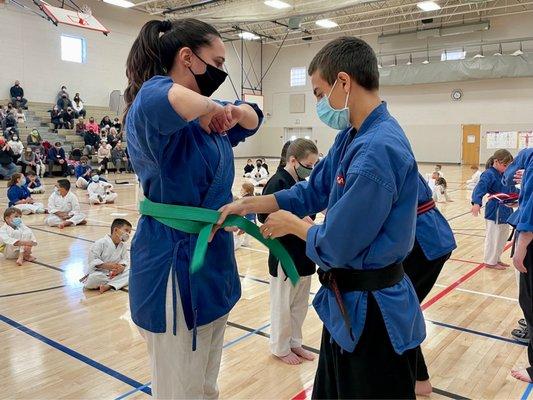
[87,173,117,205]
[75,156,92,189]
[243,158,254,177]
[8,134,24,163]
[56,85,70,102]
[248,158,269,187]
[7,173,46,214]
[45,179,87,228]
[124,18,262,399]
[47,142,68,177]
[257,138,318,366]
[10,80,28,109]
[0,138,17,179]
[0,207,37,266]
[79,218,132,293]
[217,37,425,399]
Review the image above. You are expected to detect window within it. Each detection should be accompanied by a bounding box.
[441,50,466,61]
[61,35,86,63]
[290,67,306,87]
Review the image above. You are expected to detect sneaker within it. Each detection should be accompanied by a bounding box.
[512,327,529,343]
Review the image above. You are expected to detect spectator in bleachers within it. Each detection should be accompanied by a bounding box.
[10,81,28,109]
[61,107,76,129]
[15,107,26,126]
[75,117,86,135]
[27,128,43,148]
[0,138,17,179]
[8,134,24,163]
[56,85,70,101]
[124,146,133,173]
[100,116,112,129]
[85,117,99,134]
[97,139,112,174]
[111,141,127,173]
[33,147,46,178]
[46,142,68,177]
[57,93,72,111]
[108,127,119,148]
[72,93,87,118]
[100,128,108,142]
[49,105,63,131]
[20,147,37,175]
[112,117,122,133]
[83,129,100,156]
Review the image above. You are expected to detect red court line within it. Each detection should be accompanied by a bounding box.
[290,241,513,400]
[450,257,484,265]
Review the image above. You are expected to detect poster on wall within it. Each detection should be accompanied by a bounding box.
[486,131,518,149]
[518,131,533,149]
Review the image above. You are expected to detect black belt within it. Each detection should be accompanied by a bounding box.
[317,263,404,341]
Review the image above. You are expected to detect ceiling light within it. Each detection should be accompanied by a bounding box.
[512,43,524,56]
[264,0,291,9]
[238,31,260,40]
[493,43,503,56]
[406,54,413,65]
[103,0,134,7]
[417,1,441,11]
[315,19,338,28]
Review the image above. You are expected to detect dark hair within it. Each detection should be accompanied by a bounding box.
[286,138,318,162]
[57,179,71,191]
[27,171,36,177]
[7,172,23,187]
[436,177,447,189]
[485,149,513,170]
[4,207,22,221]
[124,18,221,118]
[55,142,62,146]
[308,36,379,90]
[278,140,292,169]
[111,218,132,234]
[256,159,263,163]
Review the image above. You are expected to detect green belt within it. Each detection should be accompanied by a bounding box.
[139,198,300,286]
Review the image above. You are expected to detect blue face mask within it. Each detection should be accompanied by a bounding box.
[19,177,26,186]
[12,217,22,227]
[91,175,99,182]
[316,80,351,131]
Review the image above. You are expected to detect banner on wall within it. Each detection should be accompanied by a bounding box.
[518,131,533,149]
[486,131,518,149]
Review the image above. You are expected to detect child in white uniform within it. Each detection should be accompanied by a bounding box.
[0,207,37,265]
[434,177,453,203]
[80,218,132,293]
[45,179,87,228]
[87,174,117,205]
[466,165,482,190]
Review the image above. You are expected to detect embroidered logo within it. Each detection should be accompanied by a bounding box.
[336,175,345,186]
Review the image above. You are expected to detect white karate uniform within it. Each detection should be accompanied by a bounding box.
[76,177,89,189]
[247,166,269,187]
[87,181,118,204]
[269,264,312,357]
[139,274,227,399]
[83,235,129,290]
[435,184,452,203]
[484,220,510,265]
[45,191,86,226]
[14,202,45,214]
[0,222,36,259]
[466,170,482,190]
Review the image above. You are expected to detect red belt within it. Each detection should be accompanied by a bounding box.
[417,199,436,215]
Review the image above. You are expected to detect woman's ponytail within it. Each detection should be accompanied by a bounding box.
[485,156,495,170]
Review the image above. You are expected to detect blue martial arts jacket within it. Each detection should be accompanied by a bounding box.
[275,102,426,354]
[503,149,533,233]
[472,167,519,224]
[416,174,456,261]
[7,184,31,207]
[126,76,263,335]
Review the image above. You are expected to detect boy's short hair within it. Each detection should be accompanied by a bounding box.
[80,156,89,163]
[111,218,132,234]
[308,37,379,90]
[4,207,22,220]
[55,141,62,146]
[27,171,36,177]
[241,182,255,195]
[57,179,71,191]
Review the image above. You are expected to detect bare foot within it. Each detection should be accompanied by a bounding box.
[291,347,316,361]
[498,261,510,267]
[16,257,24,266]
[99,284,112,294]
[24,255,36,262]
[58,222,66,229]
[484,263,507,270]
[511,368,533,382]
[276,351,302,365]
[415,380,433,396]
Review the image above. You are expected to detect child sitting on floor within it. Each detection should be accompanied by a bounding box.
[87,173,117,205]
[45,179,87,229]
[434,177,453,203]
[0,207,37,265]
[80,218,132,293]
[26,172,45,194]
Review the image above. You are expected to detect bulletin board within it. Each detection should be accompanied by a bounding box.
[486,131,518,149]
[518,131,533,149]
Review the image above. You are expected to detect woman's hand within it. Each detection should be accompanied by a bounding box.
[209,104,244,134]
[260,210,302,239]
[471,204,481,217]
[198,101,225,134]
[513,243,528,273]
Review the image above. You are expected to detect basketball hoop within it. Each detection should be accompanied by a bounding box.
[77,4,92,26]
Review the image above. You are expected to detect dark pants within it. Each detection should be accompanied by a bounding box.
[518,241,533,379]
[48,159,68,176]
[11,97,28,108]
[403,240,451,381]
[312,294,417,399]
[100,157,109,171]
[74,109,86,118]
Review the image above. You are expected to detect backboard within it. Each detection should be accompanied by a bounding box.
[39,1,110,35]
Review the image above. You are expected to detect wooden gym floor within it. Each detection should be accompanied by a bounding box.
[0,161,530,399]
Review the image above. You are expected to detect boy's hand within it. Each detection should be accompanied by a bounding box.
[471,204,481,217]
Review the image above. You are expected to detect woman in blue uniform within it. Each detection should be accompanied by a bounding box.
[403,174,456,396]
[124,19,262,399]
[218,37,425,399]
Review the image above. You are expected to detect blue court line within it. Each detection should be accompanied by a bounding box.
[0,313,152,396]
[114,382,152,400]
[428,319,527,347]
[0,285,66,298]
[521,383,533,400]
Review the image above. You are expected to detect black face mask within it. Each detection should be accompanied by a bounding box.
[189,53,227,97]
